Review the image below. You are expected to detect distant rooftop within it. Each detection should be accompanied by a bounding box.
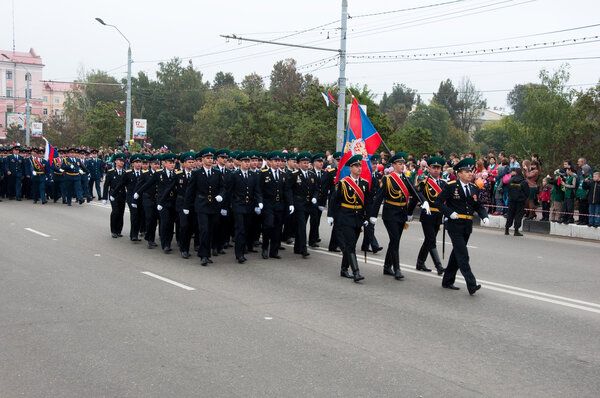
[0,48,44,66]
[43,81,75,92]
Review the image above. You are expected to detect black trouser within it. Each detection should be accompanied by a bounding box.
[361,222,380,251]
[110,199,126,234]
[383,217,405,269]
[89,177,102,198]
[541,201,550,220]
[293,205,310,254]
[336,213,362,270]
[143,196,158,243]
[308,205,322,245]
[282,209,295,242]
[213,212,231,251]
[196,212,216,257]
[128,202,141,239]
[31,176,46,203]
[138,201,146,233]
[262,205,285,256]
[418,220,441,263]
[179,209,196,253]
[561,197,575,223]
[250,211,263,244]
[506,200,525,230]
[578,198,589,224]
[233,211,252,259]
[159,206,176,249]
[328,223,339,250]
[442,222,477,289]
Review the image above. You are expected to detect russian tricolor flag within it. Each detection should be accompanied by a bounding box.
[335,97,382,187]
[43,137,59,164]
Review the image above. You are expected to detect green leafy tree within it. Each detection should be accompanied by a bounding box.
[269,58,304,102]
[506,83,544,122]
[472,120,509,154]
[456,77,487,135]
[388,126,435,155]
[380,83,420,131]
[213,71,236,90]
[80,101,125,148]
[432,79,459,123]
[241,73,265,97]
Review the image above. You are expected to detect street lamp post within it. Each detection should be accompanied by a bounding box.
[95,18,132,143]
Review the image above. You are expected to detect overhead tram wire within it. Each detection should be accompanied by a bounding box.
[348,56,600,64]
[349,0,467,19]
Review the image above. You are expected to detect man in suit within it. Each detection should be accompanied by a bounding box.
[184,148,226,265]
[327,155,372,282]
[4,145,25,200]
[288,152,318,258]
[212,148,232,256]
[258,151,293,259]
[134,155,161,248]
[308,153,327,248]
[124,154,144,242]
[86,149,104,200]
[155,153,179,253]
[226,151,263,263]
[435,158,490,295]
[370,152,427,280]
[102,153,128,238]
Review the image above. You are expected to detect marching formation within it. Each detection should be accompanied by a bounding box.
[1,144,490,295]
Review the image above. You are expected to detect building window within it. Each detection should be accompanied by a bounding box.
[54,109,60,116]
[6,88,12,97]
[6,71,12,80]
[43,108,48,115]
[55,97,60,104]
[43,96,48,102]
[7,105,12,113]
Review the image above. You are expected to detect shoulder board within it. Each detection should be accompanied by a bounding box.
[157,168,163,172]
[448,180,457,184]
[175,170,183,175]
[292,170,299,174]
[469,182,477,187]
[108,168,114,172]
[261,169,268,172]
[142,170,149,173]
[125,169,132,173]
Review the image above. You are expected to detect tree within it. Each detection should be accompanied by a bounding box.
[269,58,304,102]
[241,73,265,97]
[507,83,544,121]
[388,127,435,156]
[379,83,420,131]
[472,120,509,154]
[213,71,236,90]
[80,101,125,148]
[432,79,459,122]
[456,77,487,135]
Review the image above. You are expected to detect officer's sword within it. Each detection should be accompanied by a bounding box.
[442,219,446,260]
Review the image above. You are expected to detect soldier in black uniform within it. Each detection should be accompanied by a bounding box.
[411,156,446,275]
[226,152,263,263]
[62,147,88,205]
[370,152,426,280]
[102,153,128,238]
[361,154,384,254]
[212,148,232,256]
[184,148,226,265]
[4,145,25,200]
[308,153,327,247]
[326,152,342,252]
[175,151,197,258]
[288,152,318,258]
[124,154,144,242]
[86,149,104,200]
[327,154,372,282]
[258,151,293,259]
[29,148,48,204]
[135,155,161,248]
[435,158,489,295]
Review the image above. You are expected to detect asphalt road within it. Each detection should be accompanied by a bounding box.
[1,200,599,397]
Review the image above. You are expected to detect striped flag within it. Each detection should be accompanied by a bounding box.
[42,137,59,164]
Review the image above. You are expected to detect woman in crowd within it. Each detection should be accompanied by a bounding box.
[523,159,540,219]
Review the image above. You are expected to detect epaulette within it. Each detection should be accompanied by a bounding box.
[142,170,149,173]
[448,180,457,184]
[157,168,163,172]
[261,169,268,172]
[125,169,132,173]
[108,168,114,172]
[175,170,183,175]
[292,170,299,174]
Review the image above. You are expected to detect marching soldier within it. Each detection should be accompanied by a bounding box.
[124,154,144,242]
[30,148,48,204]
[434,158,489,295]
[175,151,196,258]
[86,149,104,200]
[212,148,232,256]
[258,151,293,259]
[326,152,342,252]
[155,153,179,253]
[288,152,318,258]
[308,153,327,248]
[61,148,88,205]
[410,156,447,275]
[226,152,263,263]
[134,155,161,248]
[102,153,128,238]
[370,152,427,280]
[183,148,226,265]
[361,154,384,254]
[327,154,371,282]
[5,145,24,201]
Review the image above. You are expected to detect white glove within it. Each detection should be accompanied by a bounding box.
[408,215,413,222]
[369,217,378,225]
[131,203,137,208]
[32,171,37,176]
[450,212,458,220]
[481,217,490,226]
[133,192,139,200]
[79,169,84,175]
[444,217,448,223]
[109,195,115,202]
[157,204,163,211]
[363,220,369,227]
[311,198,317,205]
[289,205,295,214]
[258,202,263,210]
[102,200,107,205]
[421,201,431,215]
[59,169,64,173]
[183,209,189,215]
[215,195,223,203]
[220,209,228,217]
[318,206,325,211]
[327,217,334,226]
[254,207,261,215]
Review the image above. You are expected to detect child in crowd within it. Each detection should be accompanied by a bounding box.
[538,178,552,221]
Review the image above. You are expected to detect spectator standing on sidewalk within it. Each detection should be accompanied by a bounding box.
[547,170,565,222]
[583,171,600,227]
[538,178,552,221]
[561,166,577,224]
[576,165,592,225]
[523,160,540,219]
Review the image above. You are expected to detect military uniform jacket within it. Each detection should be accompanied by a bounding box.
[102,168,127,201]
[309,169,328,206]
[29,157,48,180]
[62,157,88,176]
[5,154,24,176]
[226,169,263,215]
[371,172,424,222]
[85,157,104,180]
[156,169,178,209]
[135,170,158,202]
[184,167,226,214]
[258,168,292,211]
[287,169,318,210]
[410,175,447,224]
[328,176,372,224]
[434,180,488,231]
[124,169,144,204]
[324,168,337,200]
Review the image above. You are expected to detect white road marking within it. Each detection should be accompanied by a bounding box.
[417,238,477,249]
[94,254,101,257]
[24,228,50,238]
[299,245,600,315]
[141,271,195,291]
[264,317,273,320]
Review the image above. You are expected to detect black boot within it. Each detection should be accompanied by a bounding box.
[348,253,364,282]
[505,227,509,235]
[383,266,394,276]
[416,258,432,272]
[392,251,404,280]
[340,253,353,278]
[514,229,523,236]
[430,248,445,275]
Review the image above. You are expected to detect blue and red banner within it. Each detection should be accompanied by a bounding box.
[335,97,382,187]
[43,137,59,164]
